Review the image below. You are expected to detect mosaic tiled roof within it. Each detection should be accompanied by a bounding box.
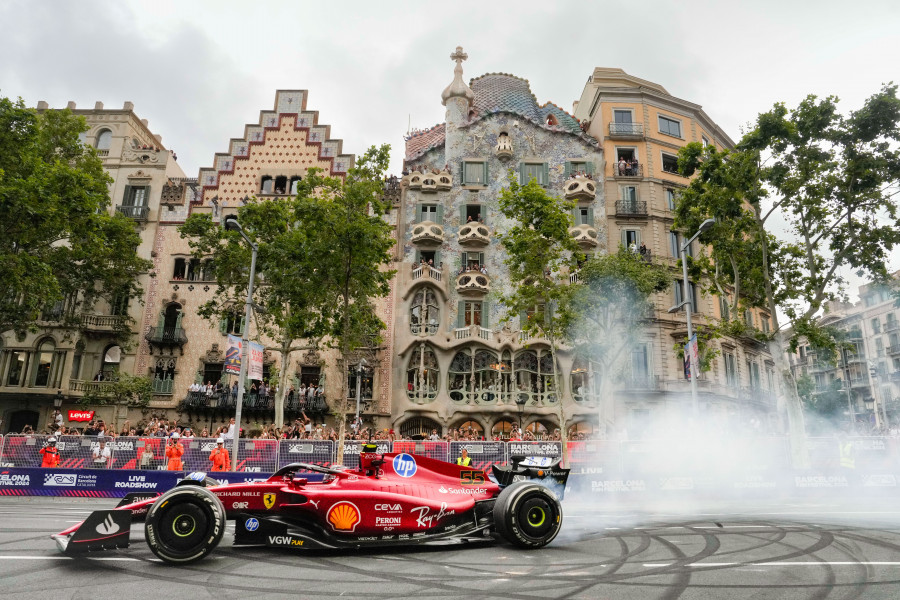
[468,73,590,138]
[404,123,446,161]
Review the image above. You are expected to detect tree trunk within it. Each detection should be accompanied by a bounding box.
[334,294,351,466]
[549,337,568,468]
[596,360,613,439]
[275,338,291,430]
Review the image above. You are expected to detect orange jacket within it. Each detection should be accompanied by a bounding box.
[40,447,60,468]
[165,442,184,471]
[209,447,230,471]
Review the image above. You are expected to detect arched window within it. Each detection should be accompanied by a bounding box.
[260,176,273,194]
[102,345,122,380]
[274,176,288,194]
[447,347,501,405]
[410,288,440,335]
[289,176,302,194]
[95,129,112,150]
[406,344,438,402]
[568,421,595,440]
[453,420,484,440]
[525,421,550,440]
[399,416,442,440]
[32,339,56,388]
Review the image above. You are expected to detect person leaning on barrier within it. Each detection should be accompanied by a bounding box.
[456,448,472,466]
[166,432,184,471]
[92,435,111,469]
[209,437,230,472]
[139,437,155,470]
[40,437,61,468]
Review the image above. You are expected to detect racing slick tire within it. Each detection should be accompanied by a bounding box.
[144,485,225,564]
[493,481,562,549]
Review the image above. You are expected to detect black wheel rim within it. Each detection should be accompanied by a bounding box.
[159,501,209,551]
[518,495,555,539]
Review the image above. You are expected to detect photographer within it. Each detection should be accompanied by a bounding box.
[40,437,61,468]
[165,432,184,471]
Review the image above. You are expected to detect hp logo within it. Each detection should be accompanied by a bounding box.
[392,453,417,478]
[245,518,260,531]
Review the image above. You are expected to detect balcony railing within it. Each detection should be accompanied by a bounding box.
[454,325,493,341]
[145,326,188,345]
[68,380,115,393]
[411,264,442,282]
[96,149,109,157]
[615,200,647,216]
[81,314,126,330]
[182,390,328,414]
[625,375,660,390]
[116,204,150,221]
[885,321,900,332]
[889,345,900,356]
[608,122,644,138]
[612,163,643,178]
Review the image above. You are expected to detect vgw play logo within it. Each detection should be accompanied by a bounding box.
[392,453,417,478]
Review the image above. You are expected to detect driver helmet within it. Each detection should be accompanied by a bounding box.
[47,437,57,444]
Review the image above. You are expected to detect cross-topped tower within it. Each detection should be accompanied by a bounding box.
[441,46,475,107]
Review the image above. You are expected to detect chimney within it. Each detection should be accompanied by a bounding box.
[66,101,76,110]
[123,101,134,111]
[140,119,149,128]
[94,101,104,110]
[153,134,162,143]
[37,101,49,110]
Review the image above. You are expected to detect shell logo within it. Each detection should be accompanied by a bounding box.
[327,501,361,532]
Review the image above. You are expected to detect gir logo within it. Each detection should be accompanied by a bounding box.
[263,493,277,509]
[393,454,417,478]
[327,501,360,532]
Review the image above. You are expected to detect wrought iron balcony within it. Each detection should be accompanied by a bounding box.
[885,321,900,332]
[145,326,188,346]
[612,163,643,178]
[889,345,900,356]
[615,200,647,216]
[608,122,644,139]
[116,205,150,222]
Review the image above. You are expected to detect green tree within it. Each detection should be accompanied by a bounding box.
[797,375,850,435]
[497,173,577,463]
[0,96,150,336]
[180,198,324,429]
[80,373,153,407]
[292,145,396,462]
[569,248,671,436]
[676,85,900,466]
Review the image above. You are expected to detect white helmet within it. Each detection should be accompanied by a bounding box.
[170,432,180,439]
[48,437,57,444]
[216,437,225,444]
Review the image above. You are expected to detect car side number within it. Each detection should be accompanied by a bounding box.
[460,471,485,485]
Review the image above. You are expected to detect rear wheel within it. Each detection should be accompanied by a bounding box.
[144,485,225,564]
[493,481,562,548]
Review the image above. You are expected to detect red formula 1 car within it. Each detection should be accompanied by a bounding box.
[52,447,570,564]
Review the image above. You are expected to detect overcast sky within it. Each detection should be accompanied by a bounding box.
[2,0,898,301]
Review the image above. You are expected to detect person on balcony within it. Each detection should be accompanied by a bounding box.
[618,157,627,175]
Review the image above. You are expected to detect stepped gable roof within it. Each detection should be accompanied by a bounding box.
[467,73,592,140]
[404,123,446,162]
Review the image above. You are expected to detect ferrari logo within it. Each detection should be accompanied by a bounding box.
[263,493,276,510]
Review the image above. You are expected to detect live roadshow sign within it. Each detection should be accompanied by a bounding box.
[67,410,95,422]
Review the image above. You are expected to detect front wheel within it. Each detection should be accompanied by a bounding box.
[493,481,562,549]
[144,485,225,564]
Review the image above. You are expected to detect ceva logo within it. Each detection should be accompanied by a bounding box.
[393,453,417,478]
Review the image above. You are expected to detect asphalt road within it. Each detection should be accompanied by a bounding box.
[3,495,900,599]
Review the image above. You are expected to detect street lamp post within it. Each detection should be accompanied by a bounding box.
[355,358,368,428]
[669,218,715,419]
[53,390,64,409]
[224,216,258,472]
[515,394,527,434]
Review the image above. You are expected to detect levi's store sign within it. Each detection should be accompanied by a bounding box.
[68,410,95,422]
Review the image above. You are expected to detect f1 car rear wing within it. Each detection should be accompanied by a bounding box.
[491,455,570,499]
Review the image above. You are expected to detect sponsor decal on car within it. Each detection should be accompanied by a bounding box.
[327,501,361,532]
[44,473,77,487]
[410,502,456,528]
[375,516,402,526]
[0,472,29,486]
[244,518,260,531]
[375,503,402,512]
[392,454,417,478]
[268,535,304,546]
[460,471,485,485]
[232,501,250,509]
[95,514,120,536]
[438,485,487,495]
[263,493,277,509]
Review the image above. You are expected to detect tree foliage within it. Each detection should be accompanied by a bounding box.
[0,96,150,336]
[180,145,395,436]
[675,84,900,466]
[497,173,576,461]
[569,248,670,433]
[79,373,153,408]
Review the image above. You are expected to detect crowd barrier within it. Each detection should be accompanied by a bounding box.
[4,434,900,500]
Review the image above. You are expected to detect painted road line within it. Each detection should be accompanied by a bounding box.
[640,561,900,568]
